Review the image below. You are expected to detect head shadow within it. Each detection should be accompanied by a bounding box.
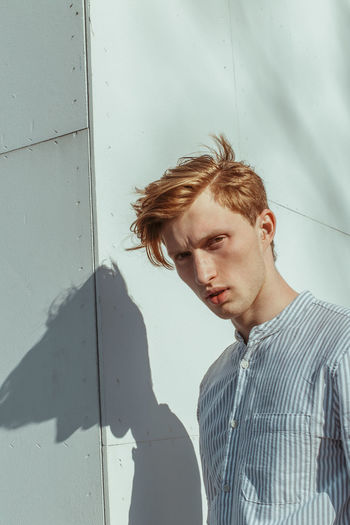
[0,262,202,524]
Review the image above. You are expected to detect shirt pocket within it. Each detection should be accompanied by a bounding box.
[241,413,311,505]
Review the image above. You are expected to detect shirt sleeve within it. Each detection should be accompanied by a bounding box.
[333,348,350,470]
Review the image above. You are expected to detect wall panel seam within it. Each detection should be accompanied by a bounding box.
[271,200,350,237]
[0,127,89,157]
[83,1,108,524]
[102,435,200,448]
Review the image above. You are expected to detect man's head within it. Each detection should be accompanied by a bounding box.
[130,135,275,269]
[130,135,277,323]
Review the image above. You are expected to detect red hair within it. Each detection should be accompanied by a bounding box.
[130,135,275,268]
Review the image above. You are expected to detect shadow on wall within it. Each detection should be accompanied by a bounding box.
[0,263,202,525]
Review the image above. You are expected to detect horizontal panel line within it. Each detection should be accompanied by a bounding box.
[0,127,88,157]
[102,434,199,448]
[270,200,350,237]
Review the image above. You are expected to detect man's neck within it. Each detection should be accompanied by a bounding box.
[232,270,298,344]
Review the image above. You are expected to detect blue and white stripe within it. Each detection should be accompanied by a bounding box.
[197,291,350,524]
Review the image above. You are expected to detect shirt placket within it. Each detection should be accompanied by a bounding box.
[220,332,262,516]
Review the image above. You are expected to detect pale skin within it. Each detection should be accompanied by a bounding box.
[162,188,298,343]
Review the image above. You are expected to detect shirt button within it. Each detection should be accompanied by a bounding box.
[240,359,249,369]
[230,419,238,428]
[223,484,231,492]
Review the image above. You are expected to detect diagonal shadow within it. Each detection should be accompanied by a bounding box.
[0,263,202,525]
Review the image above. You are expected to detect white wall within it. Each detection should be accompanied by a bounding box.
[0,2,104,524]
[89,0,349,523]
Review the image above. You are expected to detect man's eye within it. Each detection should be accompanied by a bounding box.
[209,236,225,247]
[175,252,191,261]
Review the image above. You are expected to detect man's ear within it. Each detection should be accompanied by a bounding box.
[258,209,276,246]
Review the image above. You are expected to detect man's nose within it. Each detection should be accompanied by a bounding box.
[193,252,216,285]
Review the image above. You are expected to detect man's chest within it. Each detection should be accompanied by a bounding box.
[198,339,339,495]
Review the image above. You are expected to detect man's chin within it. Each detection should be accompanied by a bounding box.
[209,304,235,320]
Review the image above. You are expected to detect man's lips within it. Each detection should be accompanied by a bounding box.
[205,288,229,305]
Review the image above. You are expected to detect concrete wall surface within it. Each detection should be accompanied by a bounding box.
[0,0,87,153]
[0,2,105,524]
[87,0,349,524]
[1,0,349,524]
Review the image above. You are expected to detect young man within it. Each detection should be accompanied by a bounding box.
[130,136,350,524]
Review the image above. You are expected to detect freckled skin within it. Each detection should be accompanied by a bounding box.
[162,188,297,341]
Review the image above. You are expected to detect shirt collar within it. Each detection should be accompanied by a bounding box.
[235,290,315,345]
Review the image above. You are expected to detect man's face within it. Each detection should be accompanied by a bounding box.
[162,188,272,323]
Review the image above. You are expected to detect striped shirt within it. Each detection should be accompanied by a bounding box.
[197,291,350,525]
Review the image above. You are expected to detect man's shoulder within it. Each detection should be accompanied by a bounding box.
[305,294,350,365]
[312,295,350,316]
[309,295,350,332]
[199,341,238,394]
